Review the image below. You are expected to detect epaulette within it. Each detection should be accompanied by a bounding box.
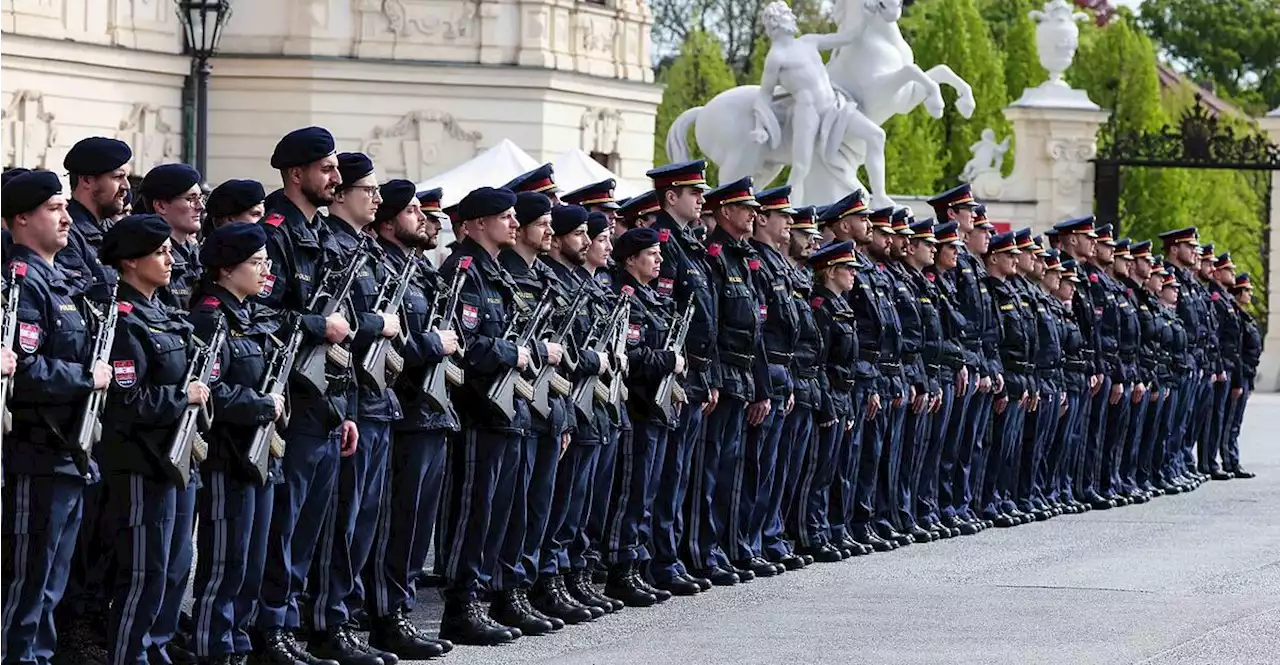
[263,212,285,228]
[200,295,221,308]
[118,302,134,315]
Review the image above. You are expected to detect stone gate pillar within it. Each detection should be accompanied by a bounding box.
[1253,108,1280,391]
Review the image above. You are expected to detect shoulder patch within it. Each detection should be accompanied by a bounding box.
[112,360,137,388]
[747,258,761,271]
[17,322,40,353]
[10,261,27,278]
[264,212,285,228]
[201,296,220,308]
[707,243,722,257]
[810,296,824,309]
[658,229,671,243]
[458,255,474,271]
[118,302,134,315]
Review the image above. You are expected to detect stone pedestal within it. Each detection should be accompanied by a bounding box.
[996,103,1111,234]
[1252,109,1280,391]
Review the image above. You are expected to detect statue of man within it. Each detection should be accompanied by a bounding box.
[753,1,888,205]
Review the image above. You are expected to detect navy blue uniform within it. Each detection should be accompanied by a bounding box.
[1043,294,1089,509]
[57,199,117,302]
[2,248,99,664]
[841,255,892,546]
[186,286,281,660]
[885,261,938,538]
[1016,277,1064,515]
[161,240,201,311]
[947,249,997,524]
[1223,303,1260,473]
[1204,280,1240,474]
[856,255,906,544]
[101,282,196,665]
[978,274,1035,522]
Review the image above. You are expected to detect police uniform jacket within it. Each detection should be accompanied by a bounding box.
[58,198,117,302]
[102,281,194,482]
[1124,279,1162,388]
[1167,264,1212,375]
[1017,277,1064,393]
[704,227,768,403]
[257,189,355,430]
[379,241,457,433]
[162,239,201,310]
[925,266,975,379]
[844,257,887,385]
[811,284,858,423]
[1237,306,1261,391]
[1081,264,1134,383]
[616,270,678,428]
[749,239,802,378]
[543,258,610,443]
[328,215,402,423]
[1207,280,1242,380]
[499,249,570,438]
[890,262,939,394]
[861,256,905,389]
[951,249,1000,379]
[439,237,531,433]
[1049,297,1089,392]
[787,261,824,411]
[187,284,282,483]
[1149,294,1179,389]
[5,246,100,478]
[986,275,1037,398]
[652,211,718,401]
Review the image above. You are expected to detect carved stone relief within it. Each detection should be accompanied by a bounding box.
[575,13,616,56]
[1047,137,1096,218]
[361,110,483,182]
[115,103,181,174]
[2,90,58,169]
[376,0,478,43]
[581,107,623,156]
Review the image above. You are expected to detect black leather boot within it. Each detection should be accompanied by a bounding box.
[438,600,516,646]
[566,569,620,612]
[528,575,595,625]
[306,626,382,665]
[603,563,658,607]
[490,589,555,636]
[369,612,445,660]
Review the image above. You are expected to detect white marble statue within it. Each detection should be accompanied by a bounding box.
[1013,0,1097,108]
[664,0,975,207]
[961,128,1010,183]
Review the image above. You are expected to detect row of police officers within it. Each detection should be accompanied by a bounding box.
[0,127,1261,665]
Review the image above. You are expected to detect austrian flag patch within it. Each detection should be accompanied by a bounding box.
[261,274,276,297]
[627,323,642,343]
[460,304,479,330]
[656,278,674,297]
[113,360,137,388]
[18,322,40,353]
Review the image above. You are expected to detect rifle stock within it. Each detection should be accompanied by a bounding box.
[421,256,471,422]
[71,285,120,475]
[358,255,419,392]
[163,315,227,487]
[292,252,368,395]
[247,327,302,485]
[529,284,590,420]
[1,262,26,434]
[485,290,553,423]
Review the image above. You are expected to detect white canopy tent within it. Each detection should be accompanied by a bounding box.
[414,138,539,207]
[549,148,647,199]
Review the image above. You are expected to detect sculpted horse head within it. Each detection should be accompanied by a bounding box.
[833,0,905,31]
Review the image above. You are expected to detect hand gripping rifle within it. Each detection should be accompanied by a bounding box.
[529,282,591,421]
[358,256,420,392]
[245,324,303,485]
[292,253,368,395]
[71,284,120,475]
[653,299,696,422]
[570,286,631,422]
[163,313,227,486]
[486,290,553,423]
[1,262,27,434]
[421,256,472,422]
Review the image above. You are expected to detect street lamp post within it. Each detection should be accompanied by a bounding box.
[175,0,233,179]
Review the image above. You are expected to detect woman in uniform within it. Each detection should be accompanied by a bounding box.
[186,222,286,665]
[98,214,211,665]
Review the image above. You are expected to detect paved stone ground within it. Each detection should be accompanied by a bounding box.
[398,394,1280,665]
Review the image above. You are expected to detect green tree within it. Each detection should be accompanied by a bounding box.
[1138,0,1280,114]
[904,0,1012,191]
[980,0,1048,100]
[653,29,739,178]
[881,108,945,195]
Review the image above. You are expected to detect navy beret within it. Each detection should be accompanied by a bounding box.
[2,167,31,187]
[270,126,336,170]
[139,163,201,202]
[336,152,375,190]
[100,214,171,266]
[375,179,418,224]
[587,211,610,239]
[200,222,267,270]
[458,187,516,221]
[612,227,661,263]
[206,179,265,219]
[64,137,132,176]
[516,192,554,227]
[1,170,63,219]
[550,204,588,235]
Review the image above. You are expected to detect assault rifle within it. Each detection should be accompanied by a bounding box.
[653,300,696,421]
[529,283,591,420]
[420,256,471,422]
[163,314,226,486]
[293,253,368,395]
[71,285,119,475]
[570,286,631,422]
[1,262,27,434]
[246,326,302,485]
[485,290,553,423]
[358,255,419,392]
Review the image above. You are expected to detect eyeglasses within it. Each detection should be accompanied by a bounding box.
[247,258,273,273]
[180,193,207,208]
[349,185,381,201]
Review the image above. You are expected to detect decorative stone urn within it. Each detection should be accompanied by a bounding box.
[1030,0,1089,87]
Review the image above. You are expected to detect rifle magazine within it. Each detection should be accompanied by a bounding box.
[191,432,209,463]
[550,372,573,397]
[326,344,352,369]
[269,431,287,459]
[444,361,464,387]
[514,377,535,402]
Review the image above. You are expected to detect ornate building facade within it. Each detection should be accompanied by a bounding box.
[1,0,662,186]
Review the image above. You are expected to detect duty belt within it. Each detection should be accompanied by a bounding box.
[796,367,820,379]
[878,362,902,377]
[719,349,754,369]
[859,348,880,363]
[902,351,921,364]
[1063,359,1088,373]
[1004,361,1034,375]
[765,350,793,365]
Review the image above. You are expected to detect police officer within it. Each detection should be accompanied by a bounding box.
[99,214,212,665]
[1203,252,1241,481]
[613,191,661,238]
[1157,229,1212,489]
[135,163,205,310]
[1191,242,1224,484]
[927,185,993,536]
[435,186,526,646]
[253,126,361,665]
[686,177,770,582]
[1098,232,1144,504]
[306,152,404,665]
[504,164,563,205]
[186,222,287,665]
[204,179,267,232]
[1013,231,1063,520]
[1224,273,1259,479]
[1040,253,1090,515]
[816,191,885,555]
[644,160,716,593]
[2,170,112,665]
[361,181,458,660]
[562,178,622,228]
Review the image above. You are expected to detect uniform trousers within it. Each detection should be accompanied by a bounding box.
[768,402,813,561]
[1120,391,1152,494]
[1046,387,1087,505]
[871,379,909,538]
[192,471,271,658]
[1201,379,1230,474]
[793,417,844,548]
[687,395,746,571]
[1078,376,1112,500]
[1,474,84,665]
[828,385,870,543]
[1223,383,1250,472]
[978,397,1026,520]
[1134,391,1167,490]
[851,379,892,533]
[915,379,956,527]
[938,373,977,522]
[603,422,667,564]
[542,438,598,575]
[583,423,618,569]
[512,429,558,589]
[649,400,701,586]
[365,429,448,619]
[743,364,791,560]
[1017,389,1059,512]
[1100,383,1133,498]
[443,427,518,604]
[957,386,992,520]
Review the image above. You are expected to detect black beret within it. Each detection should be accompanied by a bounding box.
[64,137,132,176]
[587,211,610,239]
[206,179,266,219]
[1,170,63,219]
[516,192,554,227]
[139,163,201,202]
[270,126,336,170]
[612,227,661,263]
[458,187,516,221]
[336,152,375,190]
[550,204,588,235]
[200,222,268,269]
[2,167,31,187]
[375,179,418,224]
[100,214,171,266]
